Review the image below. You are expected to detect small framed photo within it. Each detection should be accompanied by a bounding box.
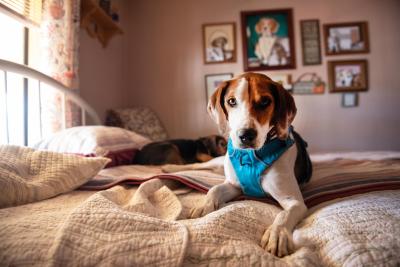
[267,73,292,91]
[300,19,322,65]
[323,22,369,55]
[202,22,236,64]
[241,9,296,71]
[342,93,358,107]
[328,60,368,93]
[205,73,233,101]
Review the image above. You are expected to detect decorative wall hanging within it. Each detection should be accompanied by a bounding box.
[328,60,368,92]
[300,19,322,65]
[241,9,296,71]
[205,73,233,101]
[342,93,358,107]
[323,22,369,55]
[202,22,236,64]
[292,73,325,94]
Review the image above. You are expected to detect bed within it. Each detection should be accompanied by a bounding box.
[1,59,400,267]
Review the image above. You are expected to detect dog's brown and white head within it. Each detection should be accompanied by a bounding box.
[255,18,279,37]
[208,72,296,150]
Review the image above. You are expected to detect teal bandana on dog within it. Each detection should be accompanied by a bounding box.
[227,128,294,198]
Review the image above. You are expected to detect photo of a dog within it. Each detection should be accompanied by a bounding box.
[254,17,288,66]
[241,9,296,71]
[335,65,363,88]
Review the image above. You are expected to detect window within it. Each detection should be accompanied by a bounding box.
[0,11,42,146]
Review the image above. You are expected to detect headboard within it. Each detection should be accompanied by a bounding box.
[0,58,101,145]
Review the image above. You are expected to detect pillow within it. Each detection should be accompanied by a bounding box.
[0,145,110,208]
[105,107,168,141]
[34,126,151,167]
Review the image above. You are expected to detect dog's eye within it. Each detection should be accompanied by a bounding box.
[256,97,271,109]
[227,98,237,107]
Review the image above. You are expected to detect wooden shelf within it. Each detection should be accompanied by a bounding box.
[81,0,123,47]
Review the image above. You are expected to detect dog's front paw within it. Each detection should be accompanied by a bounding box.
[261,225,294,257]
[189,199,217,219]
[161,164,185,173]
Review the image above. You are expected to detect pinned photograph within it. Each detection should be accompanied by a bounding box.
[202,23,236,64]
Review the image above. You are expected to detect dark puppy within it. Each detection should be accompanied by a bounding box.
[133,135,227,165]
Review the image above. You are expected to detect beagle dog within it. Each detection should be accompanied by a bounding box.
[163,72,312,257]
[254,18,288,66]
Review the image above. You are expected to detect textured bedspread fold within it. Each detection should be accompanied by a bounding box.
[0,145,109,208]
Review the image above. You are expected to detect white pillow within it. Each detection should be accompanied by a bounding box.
[34,126,151,156]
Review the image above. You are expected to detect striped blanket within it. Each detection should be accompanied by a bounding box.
[81,156,400,208]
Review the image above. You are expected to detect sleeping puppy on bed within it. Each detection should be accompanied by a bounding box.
[133,135,227,165]
[162,72,312,257]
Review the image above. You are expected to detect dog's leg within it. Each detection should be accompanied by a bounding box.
[259,145,308,257]
[190,182,242,218]
[162,156,225,173]
[260,172,307,257]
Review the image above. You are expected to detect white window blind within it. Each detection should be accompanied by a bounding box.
[0,0,42,26]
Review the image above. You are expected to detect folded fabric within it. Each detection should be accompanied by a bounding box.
[0,145,110,208]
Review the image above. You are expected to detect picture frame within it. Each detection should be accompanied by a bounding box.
[240,9,296,71]
[202,22,236,64]
[267,73,293,91]
[205,73,233,101]
[328,60,368,93]
[342,93,359,108]
[300,19,322,65]
[323,22,369,55]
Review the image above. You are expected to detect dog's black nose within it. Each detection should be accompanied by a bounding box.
[238,128,257,146]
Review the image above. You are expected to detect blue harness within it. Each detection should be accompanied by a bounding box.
[228,129,294,198]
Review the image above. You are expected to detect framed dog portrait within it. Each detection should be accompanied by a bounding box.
[328,60,368,92]
[240,9,296,71]
[202,22,236,64]
[323,22,369,55]
[205,73,233,101]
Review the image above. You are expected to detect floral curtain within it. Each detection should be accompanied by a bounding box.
[40,0,81,136]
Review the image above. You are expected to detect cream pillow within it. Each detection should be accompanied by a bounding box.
[0,145,110,208]
[33,126,151,168]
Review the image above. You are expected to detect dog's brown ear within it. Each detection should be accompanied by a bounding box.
[270,82,296,140]
[207,81,229,135]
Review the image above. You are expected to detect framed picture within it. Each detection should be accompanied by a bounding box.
[323,22,369,55]
[202,22,236,64]
[205,73,233,101]
[328,60,368,92]
[300,19,322,65]
[267,73,292,91]
[342,93,359,107]
[241,9,296,71]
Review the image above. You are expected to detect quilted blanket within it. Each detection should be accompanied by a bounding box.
[0,151,400,266]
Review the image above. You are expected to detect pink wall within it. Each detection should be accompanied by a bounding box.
[81,0,400,152]
[79,2,130,121]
